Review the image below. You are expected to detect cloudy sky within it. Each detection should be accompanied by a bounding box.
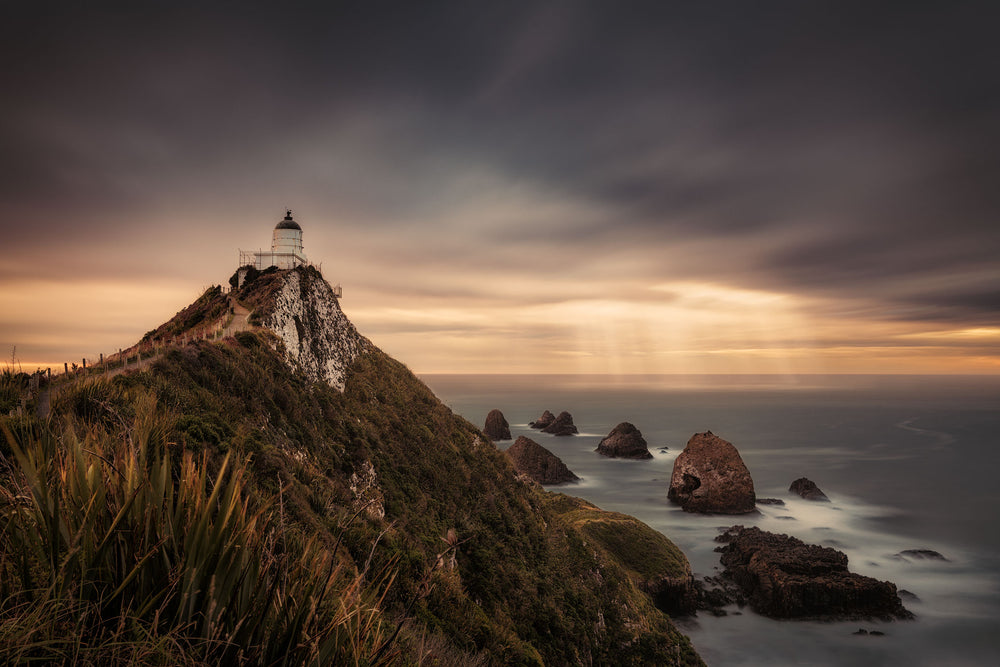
[2,1,998,375]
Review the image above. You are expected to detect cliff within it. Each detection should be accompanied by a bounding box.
[1,266,703,666]
[238,265,371,390]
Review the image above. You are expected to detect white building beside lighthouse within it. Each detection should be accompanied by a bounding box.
[240,210,309,270]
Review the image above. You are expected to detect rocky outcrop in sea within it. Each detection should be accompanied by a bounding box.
[540,411,578,436]
[596,422,653,459]
[715,526,913,621]
[483,409,511,441]
[506,436,579,485]
[529,410,556,429]
[668,431,756,513]
[789,477,829,501]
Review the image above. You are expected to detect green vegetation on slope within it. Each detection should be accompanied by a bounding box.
[2,324,703,665]
[0,386,396,665]
[543,493,691,584]
[141,286,230,343]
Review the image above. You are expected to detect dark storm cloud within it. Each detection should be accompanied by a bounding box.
[1,1,998,329]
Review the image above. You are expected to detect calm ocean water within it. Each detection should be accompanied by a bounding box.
[421,374,1000,667]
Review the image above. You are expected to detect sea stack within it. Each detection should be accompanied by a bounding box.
[506,436,579,485]
[483,409,512,441]
[668,431,756,514]
[596,422,653,459]
[541,411,578,436]
[789,477,829,501]
[529,410,556,429]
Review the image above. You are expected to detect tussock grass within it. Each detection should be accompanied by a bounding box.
[0,391,397,666]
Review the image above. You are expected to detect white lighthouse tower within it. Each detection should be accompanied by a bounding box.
[270,210,307,268]
[239,210,309,271]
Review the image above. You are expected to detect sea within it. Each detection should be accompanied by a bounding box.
[420,374,1000,667]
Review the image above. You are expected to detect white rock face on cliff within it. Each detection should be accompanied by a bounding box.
[260,268,372,391]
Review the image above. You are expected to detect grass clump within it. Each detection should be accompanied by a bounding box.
[0,367,29,415]
[0,391,397,666]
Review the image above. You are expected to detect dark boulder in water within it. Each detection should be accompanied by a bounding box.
[668,431,756,514]
[756,498,786,506]
[596,422,653,459]
[506,436,580,485]
[529,410,556,429]
[483,409,511,441]
[715,526,913,621]
[789,477,830,501]
[541,411,578,436]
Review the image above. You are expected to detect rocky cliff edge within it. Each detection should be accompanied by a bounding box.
[235,265,372,391]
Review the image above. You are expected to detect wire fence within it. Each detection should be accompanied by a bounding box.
[8,295,254,418]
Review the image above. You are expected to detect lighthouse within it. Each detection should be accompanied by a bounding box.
[270,210,307,268]
[239,210,309,271]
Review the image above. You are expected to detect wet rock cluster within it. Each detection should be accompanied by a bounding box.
[713,526,913,621]
[530,410,579,436]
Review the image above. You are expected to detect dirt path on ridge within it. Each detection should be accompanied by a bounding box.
[101,295,253,381]
[222,297,252,337]
[24,296,255,415]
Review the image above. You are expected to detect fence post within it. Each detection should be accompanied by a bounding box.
[64,362,68,374]
[82,358,86,369]
[100,352,104,365]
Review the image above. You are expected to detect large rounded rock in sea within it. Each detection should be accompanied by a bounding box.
[596,422,653,459]
[541,411,578,436]
[483,409,511,441]
[668,431,756,514]
[789,477,829,501]
[506,436,579,485]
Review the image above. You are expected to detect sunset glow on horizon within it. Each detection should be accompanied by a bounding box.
[2,3,997,377]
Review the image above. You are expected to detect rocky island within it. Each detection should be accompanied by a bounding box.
[668,431,756,513]
[506,436,579,484]
[529,409,556,429]
[482,408,511,441]
[540,410,579,436]
[596,422,653,459]
[789,477,830,501]
[715,526,913,621]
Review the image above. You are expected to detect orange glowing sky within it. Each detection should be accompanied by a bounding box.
[2,3,998,375]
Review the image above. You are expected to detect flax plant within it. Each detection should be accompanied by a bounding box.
[0,389,397,665]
